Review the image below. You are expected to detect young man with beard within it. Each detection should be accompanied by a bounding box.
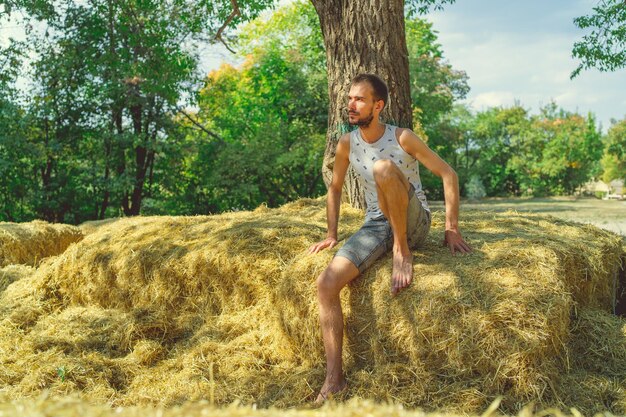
[308,73,472,402]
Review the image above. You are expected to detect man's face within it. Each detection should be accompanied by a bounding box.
[347,82,382,127]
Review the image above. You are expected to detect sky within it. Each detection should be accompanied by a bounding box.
[424,0,626,132]
[2,0,625,132]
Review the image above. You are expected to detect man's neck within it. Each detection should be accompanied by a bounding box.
[358,120,386,144]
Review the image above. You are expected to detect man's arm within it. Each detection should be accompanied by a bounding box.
[397,128,471,255]
[308,133,351,254]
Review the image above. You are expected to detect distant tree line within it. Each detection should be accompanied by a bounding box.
[0,1,624,223]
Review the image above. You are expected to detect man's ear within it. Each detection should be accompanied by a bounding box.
[375,99,384,111]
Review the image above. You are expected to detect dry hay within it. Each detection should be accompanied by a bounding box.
[0,220,83,267]
[0,396,613,417]
[0,264,34,293]
[79,218,121,236]
[0,199,623,415]
[557,308,626,413]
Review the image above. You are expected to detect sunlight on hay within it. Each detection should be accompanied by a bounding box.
[0,221,83,267]
[0,199,624,415]
[79,218,121,236]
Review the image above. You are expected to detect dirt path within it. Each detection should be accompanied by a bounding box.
[430,197,626,237]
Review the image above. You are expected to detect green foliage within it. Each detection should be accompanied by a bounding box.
[0,96,37,221]
[601,118,626,183]
[0,40,24,91]
[571,0,626,77]
[19,0,221,220]
[405,0,455,17]
[469,105,529,196]
[0,0,55,20]
[423,103,604,199]
[511,105,603,196]
[465,175,486,200]
[0,0,283,221]
[146,1,327,214]
[0,0,613,220]
[56,365,67,382]
[407,18,469,132]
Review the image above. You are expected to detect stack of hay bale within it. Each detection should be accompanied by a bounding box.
[0,220,83,292]
[0,200,624,415]
[0,220,83,267]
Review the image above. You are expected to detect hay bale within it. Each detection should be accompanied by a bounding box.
[0,220,83,267]
[556,308,626,413]
[0,397,484,417]
[79,218,121,236]
[275,210,622,411]
[0,199,622,414]
[0,395,614,417]
[0,264,34,293]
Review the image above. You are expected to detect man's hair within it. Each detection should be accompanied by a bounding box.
[351,73,389,109]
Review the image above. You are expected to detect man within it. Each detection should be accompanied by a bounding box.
[308,74,471,402]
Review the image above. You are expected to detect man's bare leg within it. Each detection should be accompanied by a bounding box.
[315,256,360,402]
[372,159,412,296]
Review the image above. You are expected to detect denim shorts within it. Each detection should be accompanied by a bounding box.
[335,187,431,273]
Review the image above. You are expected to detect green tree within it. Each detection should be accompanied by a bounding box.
[168,3,328,213]
[4,0,458,220]
[0,40,34,221]
[471,105,530,196]
[23,0,247,218]
[509,104,603,196]
[406,18,469,132]
[0,96,36,221]
[571,0,626,77]
[4,0,279,221]
[601,118,626,184]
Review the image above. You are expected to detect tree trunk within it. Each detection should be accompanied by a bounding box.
[124,102,145,216]
[310,0,413,209]
[99,128,111,220]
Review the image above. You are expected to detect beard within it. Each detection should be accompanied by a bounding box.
[348,108,375,127]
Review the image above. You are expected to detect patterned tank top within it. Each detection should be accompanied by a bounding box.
[349,124,429,221]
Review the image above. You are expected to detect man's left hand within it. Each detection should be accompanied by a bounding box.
[443,229,472,255]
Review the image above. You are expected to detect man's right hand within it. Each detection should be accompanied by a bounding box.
[308,237,338,254]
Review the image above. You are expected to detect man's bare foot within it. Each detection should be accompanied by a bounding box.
[391,249,413,296]
[315,378,348,404]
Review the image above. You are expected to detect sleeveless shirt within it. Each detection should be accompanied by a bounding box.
[349,124,429,221]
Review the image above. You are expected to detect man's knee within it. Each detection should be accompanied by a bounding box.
[316,268,344,297]
[373,159,408,191]
[373,159,399,183]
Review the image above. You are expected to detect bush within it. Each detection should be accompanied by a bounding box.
[466,175,486,199]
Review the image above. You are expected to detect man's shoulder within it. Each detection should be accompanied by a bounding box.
[338,132,352,148]
[394,126,421,143]
[335,132,352,158]
[393,126,430,159]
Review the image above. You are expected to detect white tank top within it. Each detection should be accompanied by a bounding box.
[349,124,429,220]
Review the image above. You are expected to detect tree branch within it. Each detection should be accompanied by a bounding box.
[177,108,224,142]
[214,0,240,54]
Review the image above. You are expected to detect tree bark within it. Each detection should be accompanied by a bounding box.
[123,100,146,216]
[310,0,413,209]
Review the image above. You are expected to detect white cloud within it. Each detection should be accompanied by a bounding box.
[426,0,626,131]
[470,91,516,108]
